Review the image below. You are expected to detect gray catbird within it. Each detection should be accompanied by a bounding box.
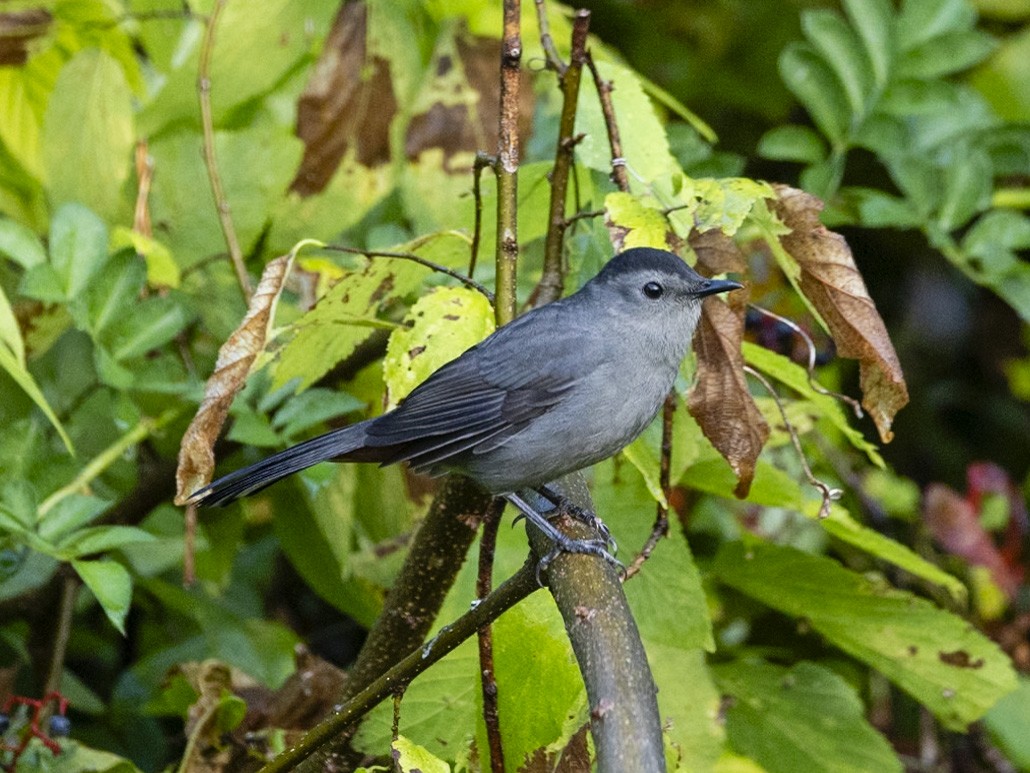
[188,247,741,560]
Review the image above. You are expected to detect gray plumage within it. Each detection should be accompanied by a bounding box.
[188,247,740,508]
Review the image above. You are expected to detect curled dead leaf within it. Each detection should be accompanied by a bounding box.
[174,252,297,504]
[687,290,770,497]
[771,185,908,442]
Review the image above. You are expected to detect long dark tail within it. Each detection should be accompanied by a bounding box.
[187,421,373,507]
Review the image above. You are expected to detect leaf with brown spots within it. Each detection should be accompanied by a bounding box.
[766,185,908,442]
[687,290,769,498]
[175,248,305,504]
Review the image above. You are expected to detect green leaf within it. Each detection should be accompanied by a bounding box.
[714,661,900,773]
[42,49,134,222]
[605,191,671,249]
[799,154,846,199]
[714,542,1017,730]
[962,210,1030,277]
[693,178,777,236]
[802,10,876,116]
[878,79,963,117]
[102,295,191,361]
[48,202,109,301]
[936,146,993,232]
[480,597,586,767]
[354,640,479,758]
[73,558,132,634]
[648,646,724,773]
[884,155,939,219]
[272,470,383,628]
[757,126,827,164]
[576,61,677,184]
[845,187,923,228]
[42,740,143,773]
[897,0,976,52]
[841,0,895,89]
[897,30,997,79]
[111,227,181,289]
[72,250,146,337]
[270,388,366,438]
[149,125,304,267]
[38,494,110,543]
[57,525,157,559]
[0,343,75,454]
[0,217,45,268]
[624,532,714,652]
[741,342,883,465]
[392,737,450,773]
[274,238,456,390]
[779,43,852,146]
[383,287,495,407]
[984,677,1030,771]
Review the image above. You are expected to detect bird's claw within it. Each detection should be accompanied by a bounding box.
[537,488,618,553]
[534,536,624,586]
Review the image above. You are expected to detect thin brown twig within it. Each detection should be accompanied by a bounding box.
[183,503,197,586]
[744,364,843,518]
[322,244,493,300]
[586,53,629,193]
[477,501,506,773]
[471,152,496,279]
[198,0,251,303]
[533,0,566,73]
[533,8,591,308]
[624,395,675,580]
[494,0,522,326]
[564,208,605,225]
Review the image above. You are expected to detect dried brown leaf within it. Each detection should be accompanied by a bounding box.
[690,228,747,275]
[771,185,908,442]
[175,253,295,504]
[404,33,535,164]
[290,3,396,195]
[688,291,770,498]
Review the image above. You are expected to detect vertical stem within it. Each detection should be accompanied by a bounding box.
[471,152,496,279]
[535,9,591,307]
[586,54,630,193]
[198,0,252,303]
[42,573,79,699]
[477,502,506,772]
[495,0,522,326]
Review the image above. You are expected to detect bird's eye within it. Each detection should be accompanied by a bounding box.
[643,281,664,299]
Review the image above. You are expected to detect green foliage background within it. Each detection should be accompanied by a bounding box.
[0,0,1028,770]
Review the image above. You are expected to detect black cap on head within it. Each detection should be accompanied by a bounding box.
[596,247,701,282]
[597,247,743,296]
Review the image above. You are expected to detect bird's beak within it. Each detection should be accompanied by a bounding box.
[695,278,743,298]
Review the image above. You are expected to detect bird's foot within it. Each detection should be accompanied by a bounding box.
[535,535,624,585]
[536,485,617,554]
[505,492,623,586]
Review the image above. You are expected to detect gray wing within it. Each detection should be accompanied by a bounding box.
[360,301,591,472]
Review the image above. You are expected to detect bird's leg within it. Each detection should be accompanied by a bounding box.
[504,492,623,584]
[535,484,616,553]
